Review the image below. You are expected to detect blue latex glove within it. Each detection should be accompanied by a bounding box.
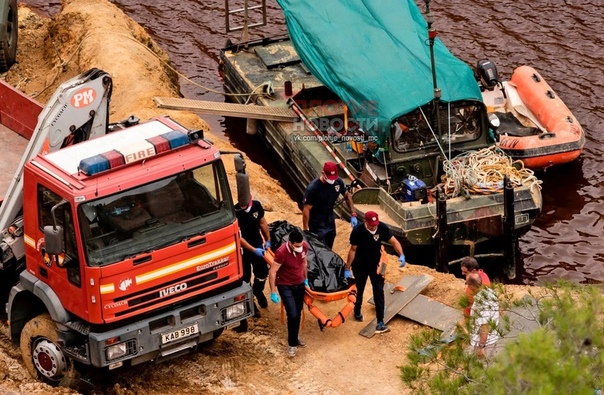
[344,269,352,279]
[304,278,309,286]
[253,247,265,258]
[398,254,406,268]
[265,240,271,250]
[270,292,280,304]
[350,215,358,227]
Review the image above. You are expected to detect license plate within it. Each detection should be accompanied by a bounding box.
[161,323,199,344]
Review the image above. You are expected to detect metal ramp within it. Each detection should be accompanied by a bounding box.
[153,97,296,122]
[363,274,462,339]
[360,274,433,338]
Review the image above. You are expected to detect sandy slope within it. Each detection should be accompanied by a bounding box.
[1,2,533,394]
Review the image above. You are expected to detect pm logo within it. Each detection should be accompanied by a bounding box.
[253,212,258,219]
[334,185,340,193]
[373,234,379,241]
[159,282,188,297]
[70,88,97,108]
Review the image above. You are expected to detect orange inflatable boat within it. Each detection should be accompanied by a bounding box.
[489,65,585,170]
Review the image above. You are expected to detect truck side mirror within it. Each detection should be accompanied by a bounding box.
[44,225,64,255]
[44,199,68,255]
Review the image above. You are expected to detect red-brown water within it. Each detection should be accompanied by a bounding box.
[25,0,604,285]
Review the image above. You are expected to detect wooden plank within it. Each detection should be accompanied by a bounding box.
[153,97,296,122]
[359,274,432,338]
[369,276,462,333]
[397,294,461,331]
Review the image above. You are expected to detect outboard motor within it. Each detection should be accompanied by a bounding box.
[477,59,499,91]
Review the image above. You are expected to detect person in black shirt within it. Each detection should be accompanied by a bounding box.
[234,194,271,332]
[345,211,405,334]
[302,161,357,249]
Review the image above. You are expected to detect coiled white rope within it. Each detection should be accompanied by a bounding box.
[438,146,542,198]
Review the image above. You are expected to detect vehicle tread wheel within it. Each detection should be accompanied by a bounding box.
[20,313,77,387]
[0,0,18,72]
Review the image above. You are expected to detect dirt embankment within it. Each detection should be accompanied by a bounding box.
[1,1,535,394]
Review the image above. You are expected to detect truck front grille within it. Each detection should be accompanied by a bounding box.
[113,271,228,318]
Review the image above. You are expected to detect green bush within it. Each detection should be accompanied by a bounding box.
[400,282,604,395]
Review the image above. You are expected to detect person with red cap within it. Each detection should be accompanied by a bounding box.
[302,161,357,249]
[345,211,405,333]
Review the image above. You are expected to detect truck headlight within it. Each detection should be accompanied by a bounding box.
[225,302,246,320]
[105,342,128,361]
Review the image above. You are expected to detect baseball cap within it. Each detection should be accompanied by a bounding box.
[323,161,339,181]
[365,211,379,226]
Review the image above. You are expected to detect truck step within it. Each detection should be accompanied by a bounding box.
[65,320,91,335]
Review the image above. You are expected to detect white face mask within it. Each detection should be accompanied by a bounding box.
[325,178,335,185]
[293,245,303,253]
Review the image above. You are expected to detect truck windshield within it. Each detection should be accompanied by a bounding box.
[79,161,234,267]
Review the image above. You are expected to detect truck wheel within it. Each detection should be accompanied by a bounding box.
[0,0,18,72]
[20,313,76,386]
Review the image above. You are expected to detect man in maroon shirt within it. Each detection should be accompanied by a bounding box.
[268,229,308,357]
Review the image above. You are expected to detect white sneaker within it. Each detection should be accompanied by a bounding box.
[287,346,297,357]
[297,339,306,348]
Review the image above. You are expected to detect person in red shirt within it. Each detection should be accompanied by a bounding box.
[268,229,308,357]
[461,257,491,318]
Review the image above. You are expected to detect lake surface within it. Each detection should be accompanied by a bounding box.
[25,0,604,285]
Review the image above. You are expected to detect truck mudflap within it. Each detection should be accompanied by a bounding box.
[84,281,252,369]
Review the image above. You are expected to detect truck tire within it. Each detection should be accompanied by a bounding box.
[0,0,18,72]
[20,313,77,387]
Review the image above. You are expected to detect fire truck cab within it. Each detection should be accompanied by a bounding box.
[3,73,252,384]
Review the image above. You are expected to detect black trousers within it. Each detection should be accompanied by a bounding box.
[277,282,305,347]
[310,225,336,249]
[353,268,385,323]
[242,250,269,285]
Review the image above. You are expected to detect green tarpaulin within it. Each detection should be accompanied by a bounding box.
[276,0,482,144]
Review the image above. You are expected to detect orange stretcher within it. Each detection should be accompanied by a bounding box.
[264,249,357,330]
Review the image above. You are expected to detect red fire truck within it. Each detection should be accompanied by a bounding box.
[0,69,253,386]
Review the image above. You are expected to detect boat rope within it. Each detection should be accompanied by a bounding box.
[437,146,542,198]
[243,81,274,104]
[447,103,452,160]
[34,29,274,104]
[419,106,449,161]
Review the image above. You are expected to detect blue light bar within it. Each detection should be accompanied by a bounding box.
[162,130,188,149]
[79,155,110,175]
[76,130,190,176]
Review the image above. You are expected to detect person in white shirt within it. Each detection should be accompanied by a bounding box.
[467,272,500,359]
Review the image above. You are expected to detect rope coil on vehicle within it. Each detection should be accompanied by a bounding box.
[437,146,542,198]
